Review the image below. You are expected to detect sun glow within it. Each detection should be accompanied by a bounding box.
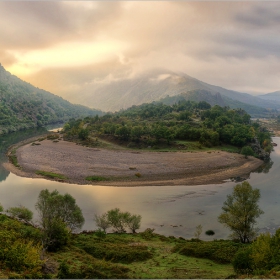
[6,40,127,76]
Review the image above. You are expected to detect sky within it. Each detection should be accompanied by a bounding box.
[0,1,280,100]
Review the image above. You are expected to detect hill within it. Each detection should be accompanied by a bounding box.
[65,68,280,116]
[258,91,280,102]
[0,64,102,134]
[158,90,270,117]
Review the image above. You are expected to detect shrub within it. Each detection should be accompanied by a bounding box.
[7,205,33,222]
[232,247,253,275]
[75,241,152,263]
[174,240,245,264]
[140,228,155,240]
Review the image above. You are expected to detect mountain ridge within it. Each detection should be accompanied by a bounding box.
[0,63,102,134]
[66,68,280,114]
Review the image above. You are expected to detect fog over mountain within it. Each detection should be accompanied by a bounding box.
[64,68,280,115]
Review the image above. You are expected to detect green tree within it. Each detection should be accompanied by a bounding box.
[106,208,129,233]
[218,181,263,243]
[126,214,142,233]
[241,146,255,158]
[36,189,84,250]
[94,213,111,233]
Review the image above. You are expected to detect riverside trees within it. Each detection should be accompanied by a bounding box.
[94,208,142,233]
[218,181,263,243]
[36,189,85,251]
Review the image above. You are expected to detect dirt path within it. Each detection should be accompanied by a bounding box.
[4,138,263,186]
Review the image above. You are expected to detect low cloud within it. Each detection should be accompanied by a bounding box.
[1,1,280,100]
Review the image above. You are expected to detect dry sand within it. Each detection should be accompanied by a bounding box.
[4,138,264,186]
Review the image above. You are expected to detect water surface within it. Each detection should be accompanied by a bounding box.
[0,129,278,240]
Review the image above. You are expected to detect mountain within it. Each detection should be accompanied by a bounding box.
[67,68,280,115]
[0,64,102,134]
[258,91,280,102]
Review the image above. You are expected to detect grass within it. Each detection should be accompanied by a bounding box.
[85,175,109,181]
[71,233,235,279]
[36,170,67,180]
[9,149,20,168]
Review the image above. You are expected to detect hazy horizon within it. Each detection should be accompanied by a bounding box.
[0,2,280,102]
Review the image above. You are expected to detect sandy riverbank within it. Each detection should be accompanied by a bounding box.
[4,138,264,186]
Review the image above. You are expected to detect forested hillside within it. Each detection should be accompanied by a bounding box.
[63,100,272,159]
[0,64,102,134]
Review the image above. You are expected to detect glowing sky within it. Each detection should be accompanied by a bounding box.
[1,1,280,100]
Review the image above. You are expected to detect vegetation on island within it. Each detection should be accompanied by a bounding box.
[0,182,278,278]
[63,100,272,159]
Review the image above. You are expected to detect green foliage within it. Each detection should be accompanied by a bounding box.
[55,248,129,279]
[126,214,142,233]
[0,64,103,134]
[140,228,156,240]
[86,175,108,181]
[78,128,89,140]
[75,234,152,263]
[106,208,132,233]
[232,247,253,274]
[218,181,263,243]
[0,203,3,212]
[63,101,269,154]
[174,240,245,264]
[246,229,280,273]
[9,149,20,167]
[241,146,255,158]
[36,170,67,180]
[94,213,111,233]
[36,189,84,250]
[7,205,33,222]
[94,208,142,234]
[0,216,43,278]
[43,218,70,252]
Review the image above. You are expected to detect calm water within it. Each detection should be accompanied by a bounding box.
[0,128,279,240]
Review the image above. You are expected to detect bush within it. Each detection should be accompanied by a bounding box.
[57,254,129,279]
[140,228,155,240]
[43,218,70,252]
[174,240,245,264]
[7,205,33,222]
[232,247,253,275]
[76,241,152,263]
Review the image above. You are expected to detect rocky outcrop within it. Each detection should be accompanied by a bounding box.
[250,137,270,161]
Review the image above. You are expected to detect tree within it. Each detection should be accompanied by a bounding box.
[36,189,84,232]
[218,181,263,243]
[106,208,130,233]
[36,189,84,250]
[126,214,142,233]
[241,146,255,158]
[94,208,142,234]
[94,213,111,233]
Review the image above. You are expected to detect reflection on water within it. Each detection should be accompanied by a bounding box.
[253,159,274,174]
[0,130,280,240]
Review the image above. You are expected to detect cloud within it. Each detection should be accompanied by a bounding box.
[1,1,280,99]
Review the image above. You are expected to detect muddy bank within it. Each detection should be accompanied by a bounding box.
[4,138,263,186]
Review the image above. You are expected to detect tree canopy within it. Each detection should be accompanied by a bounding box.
[218,181,263,243]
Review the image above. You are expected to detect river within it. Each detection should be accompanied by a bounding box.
[0,128,278,240]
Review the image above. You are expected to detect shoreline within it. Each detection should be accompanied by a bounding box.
[4,136,264,187]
